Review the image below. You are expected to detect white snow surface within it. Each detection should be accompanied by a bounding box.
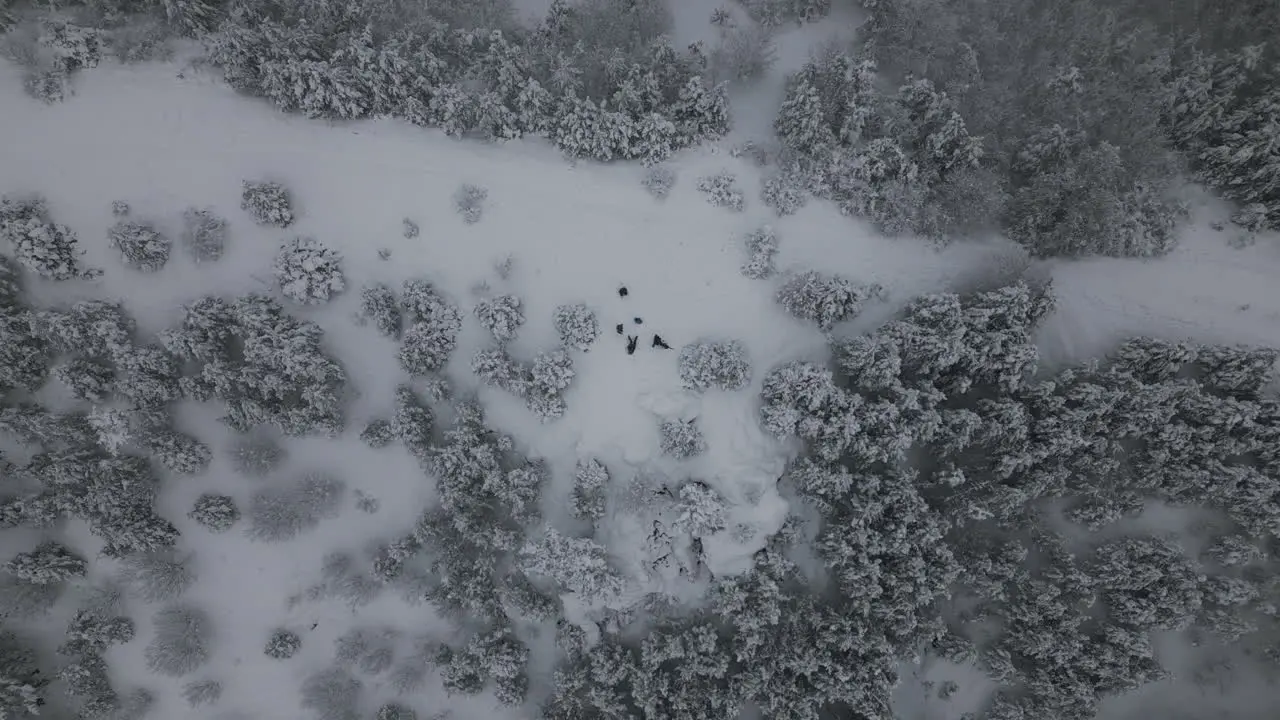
[3,34,1280,720]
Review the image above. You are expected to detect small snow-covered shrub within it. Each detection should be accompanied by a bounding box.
[181,208,227,263]
[265,629,301,659]
[777,270,879,330]
[1231,203,1269,233]
[474,294,524,343]
[761,170,808,216]
[643,166,676,199]
[5,541,86,584]
[145,604,210,676]
[738,0,831,26]
[246,473,346,542]
[182,678,221,707]
[108,221,171,272]
[660,419,707,459]
[274,236,345,305]
[679,340,751,391]
[697,172,745,212]
[189,494,239,533]
[376,702,417,720]
[360,285,402,338]
[118,550,193,602]
[111,200,130,216]
[554,303,599,351]
[360,419,395,448]
[60,609,136,656]
[402,218,419,238]
[0,194,91,280]
[227,436,284,478]
[300,666,361,720]
[39,18,103,72]
[741,225,779,279]
[454,184,488,224]
[241,181,293,227]
[54,357,114,402]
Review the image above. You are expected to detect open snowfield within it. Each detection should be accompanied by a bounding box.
[3,9,1280,720]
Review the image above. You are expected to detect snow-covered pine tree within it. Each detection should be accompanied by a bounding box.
[0,194,93,280]
[274,236,345,305]
[777,270,879,330]
[264,628,301,659]
[240,181,294,227]
[474,294,524,343]
[740,225,779,279]
[554,303,599,351]
[359,285,402,339]
[181,208,227,263]
[571,458,609,523]
[696,171,745,211]
[520,529,624,602]
[679,340,750,391]
[107,221,171,272]
[5,541,87,584]
[659,418,707,459]
[144,604,210,676]
[188,494,239,533]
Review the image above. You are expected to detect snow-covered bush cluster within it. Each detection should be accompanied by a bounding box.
[144,604,210,676]
[359,284,402,338]
[696,171,745,212]
[760,169,808,216]
[274,236,345,305]
[679,340,750,391]
[399,280,463,375]
[162,294,346,435]
[264,628,301,659]
[188,493,239,532]
[472,346,576,423]
[554,303,599,351]
[735,0,831,27]
[240,180,294,227]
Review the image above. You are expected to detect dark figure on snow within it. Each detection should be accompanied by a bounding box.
[652,334,671,350]
[616,323,624,334]
[634,317,643,324]
[626,335,639,355]
[618,286,629,298]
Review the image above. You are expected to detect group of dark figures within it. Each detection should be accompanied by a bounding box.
[616,286,671,355]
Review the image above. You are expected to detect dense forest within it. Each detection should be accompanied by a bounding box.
[2,1,1280,720]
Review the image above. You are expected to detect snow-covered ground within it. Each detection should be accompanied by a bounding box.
[3,15,1280,720]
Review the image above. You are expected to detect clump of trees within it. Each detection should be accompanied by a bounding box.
[204,0,730,163]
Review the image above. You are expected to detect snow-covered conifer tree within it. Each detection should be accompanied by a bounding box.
[674,481,727,538]
[246,473,346,542]
[182,678,221,707]
[643,165,676,199]
[181,208,227,263]
[240,181,294,227]
[274,236,345,305]
[188,494,239,533]
[0,194,92,280]
[520,529,623,601]
[571,458,609,523]
[454,184,488,224]
[659,418,707,459]
[554,303,599,351]
[679,340,750,391]
[144,604,210,676]
[777,270,878,330]
[53,357,114,402]
[108,221,171,272]
[5,541,87,584]
[696,171,745,211]
[740,225,778,279]
[265,628,301,659]
[118,550,194,602]
[474,294,524,343]
[359,285,402,339]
